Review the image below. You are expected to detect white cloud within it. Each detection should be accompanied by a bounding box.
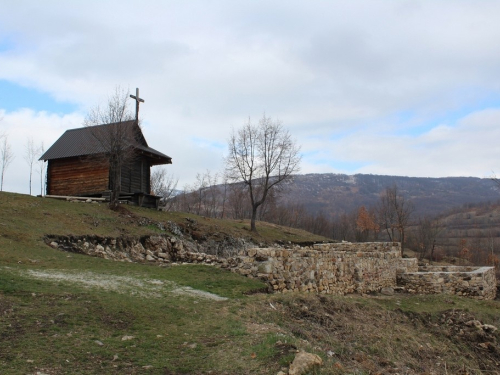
[0,109,84,194]
[1,1,500,194]
[309,108,500,178]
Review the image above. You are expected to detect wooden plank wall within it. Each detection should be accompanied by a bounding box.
[47,157,109,196]
[121,157,151,194]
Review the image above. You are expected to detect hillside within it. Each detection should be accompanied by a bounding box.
[1,192,500,374]
[411,201,500,263]
[284,174,499,217]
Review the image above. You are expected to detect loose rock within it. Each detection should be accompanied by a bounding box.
[381,287,394,296]
[288,351,323,375]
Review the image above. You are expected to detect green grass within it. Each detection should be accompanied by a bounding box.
[1,192,500,374]
[0,260,266,374]
[2,264,500,374]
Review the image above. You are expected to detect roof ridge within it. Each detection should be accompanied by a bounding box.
[65,119,136,132]
[40,120,171,164]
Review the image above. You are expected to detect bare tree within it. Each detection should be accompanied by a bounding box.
[205,171,221,218]
[378,185,414,255]
[219,173,229,219]
[0,133,14,192]
[83,87,136,207]
[337,211,356,241]
[225,115,301,232]
[394,188,414,254]
[491,173,500,190]
[186,172,207,216]
[24,137,39,195]
[173,185,194,213]
[37,142,45,195]
[182,170,222,217]
[150,166,178,211]
[378,189,397,242]
[227,183,250,220]
[414,216,442,262]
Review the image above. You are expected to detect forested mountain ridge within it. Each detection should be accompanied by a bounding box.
[284,173,499,218]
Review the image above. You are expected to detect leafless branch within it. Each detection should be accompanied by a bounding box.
[24,137,39,195]
[150,166,178,211]
[84,86,136,207]
[37,142,45,196]
[377,185,414,254]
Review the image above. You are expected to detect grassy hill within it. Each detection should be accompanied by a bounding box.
[1,192,500,374]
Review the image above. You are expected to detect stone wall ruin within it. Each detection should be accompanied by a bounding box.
[231,242,415,295]
[46,235,497,300]
[397,265,496,300]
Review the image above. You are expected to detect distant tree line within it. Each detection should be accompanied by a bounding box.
[157,172,413,250]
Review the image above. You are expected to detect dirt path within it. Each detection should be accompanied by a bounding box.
[6,267,228,301]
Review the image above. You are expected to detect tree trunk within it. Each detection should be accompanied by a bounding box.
[250,204,258,232]
[109,159,122,209]
[430,240,436,265]
[401,229,405,257]
[29,165,32,195]
[384,228,392,242]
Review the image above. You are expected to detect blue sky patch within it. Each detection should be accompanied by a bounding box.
[0,80,78,114]
[389,93,500,138]
[327,159,366,172]
[329,159,366,173]
[0,38,15,53]
[303,151,366,172]
[191,136,225,150]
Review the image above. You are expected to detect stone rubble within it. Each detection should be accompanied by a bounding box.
[46,235,235,268]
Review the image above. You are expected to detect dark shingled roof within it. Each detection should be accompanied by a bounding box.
[40,121,172,166]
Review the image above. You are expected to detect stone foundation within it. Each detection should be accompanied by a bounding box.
[46,235,230,266]
[397,265,497,300]
[228,242,405,294]
[46,235,497,300]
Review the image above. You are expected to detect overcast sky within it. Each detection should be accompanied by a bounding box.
[1,1,500,195]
